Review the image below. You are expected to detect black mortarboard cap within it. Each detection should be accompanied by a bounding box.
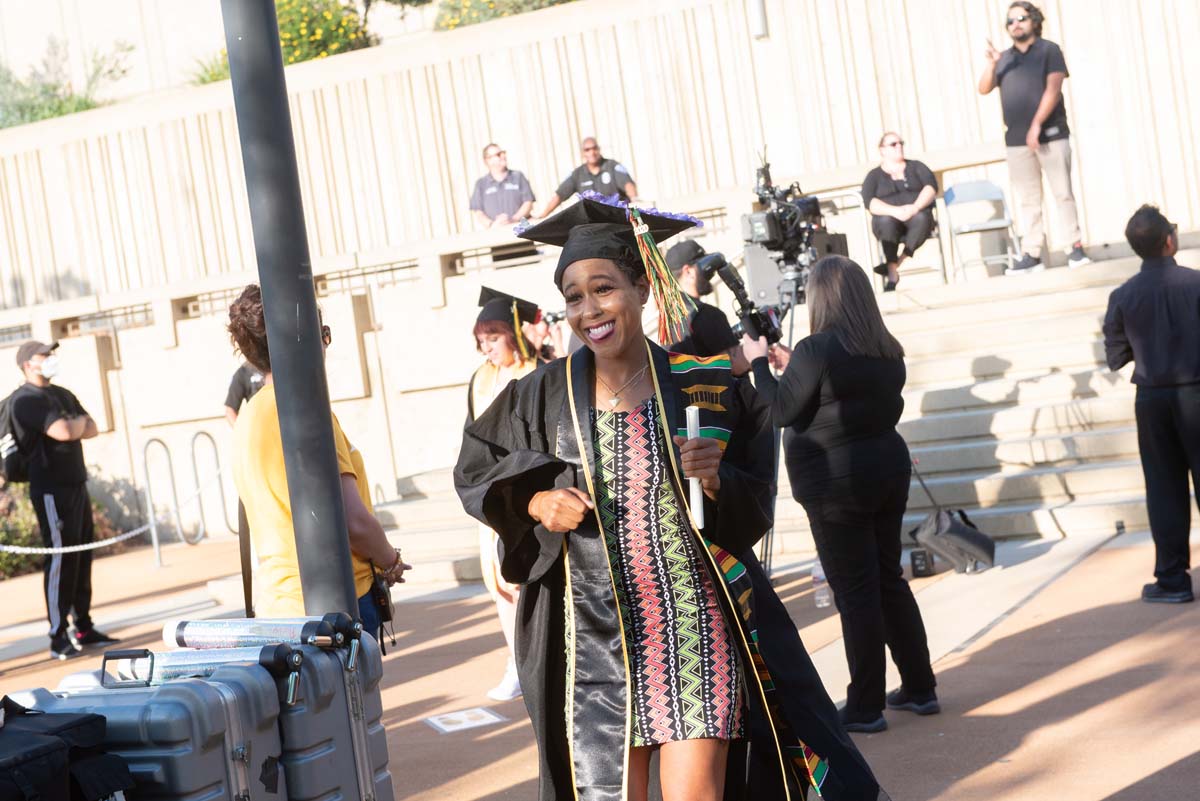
[476,286,540,326]
[517,195,698,287]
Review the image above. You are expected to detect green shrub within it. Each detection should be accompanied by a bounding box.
[193,0,375,85]
[192,50,231,85]
[0,38,132,130]
[0,489,42,579]
[434,0,576,31]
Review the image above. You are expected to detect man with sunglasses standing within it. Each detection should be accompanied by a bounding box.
[979,1,1090,274]
[537,136,637,218]
[469,143,535,228]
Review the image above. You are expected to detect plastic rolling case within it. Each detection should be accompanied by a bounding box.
[163,616,393,801]
[12,662,288,801]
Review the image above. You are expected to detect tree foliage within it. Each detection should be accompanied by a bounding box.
[0,38,132,130]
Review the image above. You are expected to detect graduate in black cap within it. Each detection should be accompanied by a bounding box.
[469,286,543,701]
[455,194,886,801]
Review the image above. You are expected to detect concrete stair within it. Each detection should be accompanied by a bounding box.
[375,251,1187,578]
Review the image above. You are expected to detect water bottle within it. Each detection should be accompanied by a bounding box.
[812,559,832,608]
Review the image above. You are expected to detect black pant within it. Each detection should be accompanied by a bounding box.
[872,209,935,264]
[800,471,935,718]
[31,483,95,638]
[1135,383,1200,591]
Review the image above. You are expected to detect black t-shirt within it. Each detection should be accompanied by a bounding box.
[555,159,635,202]
[996,38,1070,147]
[225,363,265,411]
[11,383,89,487]
[669,298,738,357]
[861,160,938,210]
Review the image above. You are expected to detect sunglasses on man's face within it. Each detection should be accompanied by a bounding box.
[1007,14,1030,25]
[882,140,904,148]
[486,150,505,159]
[582,146,599,152]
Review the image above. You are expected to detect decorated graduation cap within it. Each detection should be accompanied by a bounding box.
[476,286,541,361]
[516,192,702,344]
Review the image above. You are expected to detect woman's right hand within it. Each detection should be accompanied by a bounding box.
[768,343,793,372]
[741,334,769,362]
[528,488,594,533]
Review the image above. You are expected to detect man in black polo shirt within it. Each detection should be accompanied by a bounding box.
[10,341,118,659]
[1103,205,1200,605]
[469,143,536,228]
[537,136,638,218]
[978,1,1089,274]
[664,240,749,375]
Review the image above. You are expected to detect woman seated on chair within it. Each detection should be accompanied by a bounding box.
[861,131,938,291]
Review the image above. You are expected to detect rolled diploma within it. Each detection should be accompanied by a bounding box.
[686,405,705,529]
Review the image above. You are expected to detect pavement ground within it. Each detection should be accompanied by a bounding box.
[1,530,1197,800]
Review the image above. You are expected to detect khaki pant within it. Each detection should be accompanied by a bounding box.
[1006,138,1082,259]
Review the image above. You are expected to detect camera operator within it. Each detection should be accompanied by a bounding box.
[742,255,937,734]
[663,239,749,374]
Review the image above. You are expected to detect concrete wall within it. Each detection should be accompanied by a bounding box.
[0,0,1197,528]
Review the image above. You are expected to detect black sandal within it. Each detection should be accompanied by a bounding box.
[873,261,890,276]
[884,279,898,292]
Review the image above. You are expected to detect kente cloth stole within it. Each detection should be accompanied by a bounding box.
[667,351,831,795]
[706,541,831,796]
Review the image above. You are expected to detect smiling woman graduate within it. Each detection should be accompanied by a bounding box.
[454,195,888,801]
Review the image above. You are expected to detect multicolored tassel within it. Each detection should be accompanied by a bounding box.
[626,207,695,344]
[512,300,531,362]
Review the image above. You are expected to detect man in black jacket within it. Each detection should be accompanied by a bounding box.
[1103,205,1200,604]
[11,341,119,658]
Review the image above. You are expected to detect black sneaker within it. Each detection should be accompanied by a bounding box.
[1006,253,1044,275]
[1141,583,1194,604]
[1067,244,1091,268]
[886,686,941,715]
[839,708,888,733]
[73,627,120,647]
[50,634,84,661]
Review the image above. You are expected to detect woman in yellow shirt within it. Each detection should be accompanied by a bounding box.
[468,288,542,700]
[228,285,408,635]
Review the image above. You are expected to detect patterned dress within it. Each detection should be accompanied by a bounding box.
[591,396,744,747]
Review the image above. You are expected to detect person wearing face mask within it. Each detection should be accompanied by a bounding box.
[467,287,541,701]
[11,340,119,660]
[455,196,885,801]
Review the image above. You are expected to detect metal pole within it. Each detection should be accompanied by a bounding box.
[220,0,358,617]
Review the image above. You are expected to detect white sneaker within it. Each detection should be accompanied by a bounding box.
[487,659,522,701]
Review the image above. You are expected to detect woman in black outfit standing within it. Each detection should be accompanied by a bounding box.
[743,255,938,733]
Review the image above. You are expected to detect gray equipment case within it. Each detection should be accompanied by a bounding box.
[280,635,392,801]
[14,664,287,801]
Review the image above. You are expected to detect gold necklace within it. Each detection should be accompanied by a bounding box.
[596,363,649,408]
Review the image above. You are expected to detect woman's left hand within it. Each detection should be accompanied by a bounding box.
[673,435,723,498]
[741,334,769,362]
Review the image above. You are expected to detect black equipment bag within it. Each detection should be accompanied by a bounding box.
[0,696,134,801]
[907,464,996,574]
[0,392,30,483]
[0,731,69,801]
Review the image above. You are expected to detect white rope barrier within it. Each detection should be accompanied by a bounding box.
[0,469,229,556]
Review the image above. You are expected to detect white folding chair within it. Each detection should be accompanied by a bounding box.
[943,180,1019,280]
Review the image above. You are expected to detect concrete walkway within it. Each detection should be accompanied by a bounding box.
[2,531,1196,800]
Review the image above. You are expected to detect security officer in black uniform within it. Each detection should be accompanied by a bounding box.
[538,136,638,218]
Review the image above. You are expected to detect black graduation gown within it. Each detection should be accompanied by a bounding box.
[454,341,887,801]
